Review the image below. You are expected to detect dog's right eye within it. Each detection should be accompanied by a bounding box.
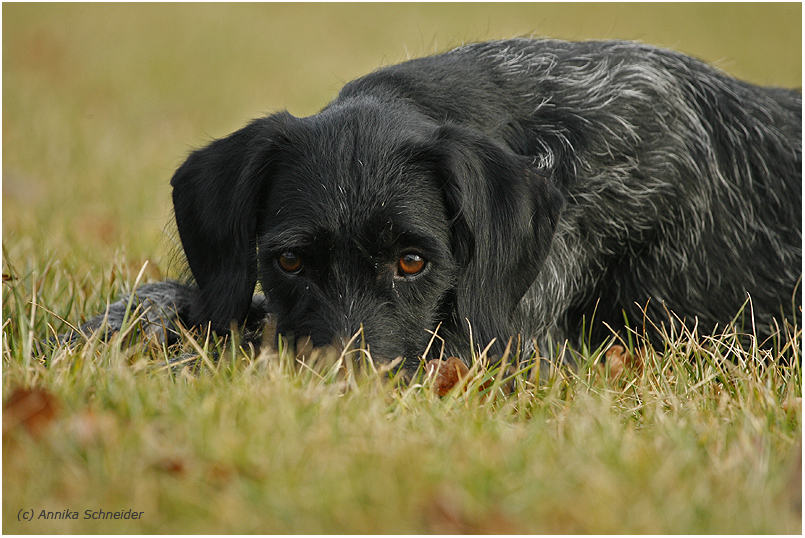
[278,252,303,274]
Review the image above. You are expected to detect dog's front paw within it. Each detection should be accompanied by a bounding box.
[47,281,194,352]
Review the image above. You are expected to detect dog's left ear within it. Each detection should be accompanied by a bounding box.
[428,124,565,351]
[170,113,296,331]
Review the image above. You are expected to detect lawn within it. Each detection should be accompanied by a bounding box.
[3,3,802,533]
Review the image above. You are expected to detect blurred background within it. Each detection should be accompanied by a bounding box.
[3,3,801,276]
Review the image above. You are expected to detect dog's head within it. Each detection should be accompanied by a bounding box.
[171,97,563,369]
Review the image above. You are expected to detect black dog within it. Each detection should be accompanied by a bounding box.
[68,38,802,371]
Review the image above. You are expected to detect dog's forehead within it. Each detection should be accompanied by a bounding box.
[264,115,447,245]
[268,159,444,235]
[270,99,438,204]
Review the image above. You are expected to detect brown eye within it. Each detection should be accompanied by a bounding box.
[278,252,303,274]
[397,253,426,277]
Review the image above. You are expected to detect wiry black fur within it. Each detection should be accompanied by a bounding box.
[67,39,802,370]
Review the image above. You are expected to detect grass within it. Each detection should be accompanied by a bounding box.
[3,3,802,534]
[2,255,802,533]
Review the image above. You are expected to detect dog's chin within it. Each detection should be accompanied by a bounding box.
[276,306,463,370]
[287,330,428,373]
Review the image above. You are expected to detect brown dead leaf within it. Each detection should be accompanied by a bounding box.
[3,387,59,439]
[425,357,470,396]
[152,457,187,476]
[603,345,644,379]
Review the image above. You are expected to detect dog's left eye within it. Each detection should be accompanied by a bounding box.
[397,253,426,277]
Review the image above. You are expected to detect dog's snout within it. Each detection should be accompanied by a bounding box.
[331,330,364,351]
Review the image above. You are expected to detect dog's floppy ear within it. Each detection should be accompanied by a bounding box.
[430,124,565,351]
[170,113,296,331]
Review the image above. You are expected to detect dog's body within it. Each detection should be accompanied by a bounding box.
[72,39,802,370]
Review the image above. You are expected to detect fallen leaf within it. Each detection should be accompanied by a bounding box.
[152,457,187,476]
[3,387,59,439]
[603,345,644,379]
[425,357,470,396]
